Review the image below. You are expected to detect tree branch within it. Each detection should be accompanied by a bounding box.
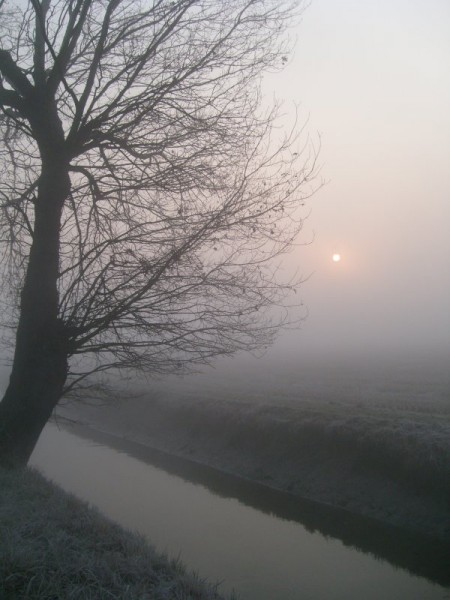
[0,49,34,98]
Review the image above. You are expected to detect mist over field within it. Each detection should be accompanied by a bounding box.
[1,2,448,597]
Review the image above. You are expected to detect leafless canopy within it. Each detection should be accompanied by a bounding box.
[0,0,317,392]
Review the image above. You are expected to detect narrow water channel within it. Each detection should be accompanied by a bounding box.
[31,424,448,600]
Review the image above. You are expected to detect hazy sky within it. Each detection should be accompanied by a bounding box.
[260,0,450,362]
[0,1,448,393]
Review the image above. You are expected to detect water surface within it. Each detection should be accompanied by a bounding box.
[31,424,449,600]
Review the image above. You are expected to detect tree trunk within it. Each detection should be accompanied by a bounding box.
[0,148,70,468]
[0,351,68,468]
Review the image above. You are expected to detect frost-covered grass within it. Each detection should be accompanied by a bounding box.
[0,467,229,600]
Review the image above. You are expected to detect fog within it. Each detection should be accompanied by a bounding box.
[2,5,449,600]
[257,0,450,366]
[0,1,448,391]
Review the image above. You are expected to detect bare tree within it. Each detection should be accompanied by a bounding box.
[0,0,317,467]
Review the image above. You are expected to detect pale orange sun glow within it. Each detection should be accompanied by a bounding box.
[332,253,341,263]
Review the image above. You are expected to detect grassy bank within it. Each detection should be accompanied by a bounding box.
[0,467,228,600]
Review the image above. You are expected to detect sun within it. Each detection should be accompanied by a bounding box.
[332,253,341,263]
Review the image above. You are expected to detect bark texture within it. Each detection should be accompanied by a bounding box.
[0,98,70,467]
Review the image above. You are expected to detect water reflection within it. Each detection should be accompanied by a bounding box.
[31,423,449,600]
[64,421,450,589]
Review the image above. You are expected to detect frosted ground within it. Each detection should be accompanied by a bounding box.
[59,354,450,542]
[0,467,229,599]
